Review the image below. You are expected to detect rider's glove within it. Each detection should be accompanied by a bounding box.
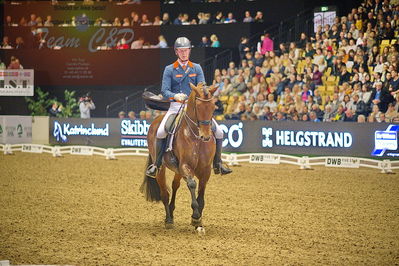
[174,93,188,102]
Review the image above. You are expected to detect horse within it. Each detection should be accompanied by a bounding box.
[140,82,218,234]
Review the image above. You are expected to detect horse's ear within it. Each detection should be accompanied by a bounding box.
[208,84,219,95]
[190,82,201,95]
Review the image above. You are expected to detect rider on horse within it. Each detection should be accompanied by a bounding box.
[146,37,232,177]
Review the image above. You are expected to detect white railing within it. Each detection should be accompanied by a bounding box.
[1,144,397,174]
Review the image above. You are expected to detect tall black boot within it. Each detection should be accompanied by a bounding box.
[146,138,167,177]
[213,139,232,175]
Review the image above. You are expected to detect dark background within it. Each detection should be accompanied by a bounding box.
[0,0,363,117]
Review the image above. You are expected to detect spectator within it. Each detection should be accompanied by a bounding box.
[210,34,220,48]
[173,14,183,25]
[79,94,95,119]
[309,111,320,122]
[27,14,37,26]
[131,13,141,26]
[198,36,210,48]
[357,114,366,123]
[161,13,171,25]
[118,111,126,118]
[254,11,264,23]
[261,33,273,55]
[243,11,254,23]
[141,14,152,26]
[116,38,129,49]
[44,15,54,27]
[238,37,250,61]
[224,12,236,23]
[49,102,62,117]
[8,57,23,69]
[297,32,308,49]
[213,11,224,24]
[153,16,161,26]
[128,111,136,119]
[153,35,168,48]
[131,37,144,49]
[1,36,12,49]
[122,17,130,26]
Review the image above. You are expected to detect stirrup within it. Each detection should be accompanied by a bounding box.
[213,163,232,175]
[146,164,159,178]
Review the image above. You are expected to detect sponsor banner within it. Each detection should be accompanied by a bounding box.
[249,154,280,164]
[70,146,93,156]
[120,119,150,147]
[22,144,43,153]
[325,157,360,168]
[0,70,34,96]
[0,116,32,144]
[49,118,399,158]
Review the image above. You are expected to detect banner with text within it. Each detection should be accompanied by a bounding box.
[0,70,34,96]
[48,118,399,158]
[0,116,32,144]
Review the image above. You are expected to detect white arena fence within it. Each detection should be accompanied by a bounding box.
[1,143,398,174]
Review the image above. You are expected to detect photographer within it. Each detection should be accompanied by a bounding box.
[79,93,95,119]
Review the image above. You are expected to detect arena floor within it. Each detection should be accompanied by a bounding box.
[0,153,398,265]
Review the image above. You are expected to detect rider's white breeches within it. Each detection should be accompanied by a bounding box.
[156,102,223,139]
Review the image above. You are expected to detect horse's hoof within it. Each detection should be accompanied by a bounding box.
[165,222,174,229]
[191,217,202,227]
[195,226,206,235]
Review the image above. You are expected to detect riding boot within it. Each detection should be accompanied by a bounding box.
[146,138,167,177]
[213,139,232,175]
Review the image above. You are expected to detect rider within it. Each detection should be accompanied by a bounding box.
[146,37,232,177]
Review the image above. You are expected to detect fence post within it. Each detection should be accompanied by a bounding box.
[299,156,311,170]
[379,159,393,174]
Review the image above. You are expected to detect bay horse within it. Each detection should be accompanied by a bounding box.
[140,82,217,233]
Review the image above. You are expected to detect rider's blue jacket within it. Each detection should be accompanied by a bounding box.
[161,60,205,100]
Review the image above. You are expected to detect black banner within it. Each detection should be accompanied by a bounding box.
[49,118,399,158]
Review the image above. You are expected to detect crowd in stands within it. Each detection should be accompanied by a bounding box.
[133,0,399,123]
[3,9,263,27]
[206,0,399,123]
[2,7,262,49]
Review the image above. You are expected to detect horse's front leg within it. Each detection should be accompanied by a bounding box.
[180,164,201,222]
[196,167,211,218]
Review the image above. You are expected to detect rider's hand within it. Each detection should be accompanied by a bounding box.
[174,93,187,102]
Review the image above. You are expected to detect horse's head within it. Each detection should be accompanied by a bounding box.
[188,82,218,142]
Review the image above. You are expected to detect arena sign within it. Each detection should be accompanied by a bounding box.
[0,115,32,144]
[120,119,150,147]
[49,118,399,158]
[0,70,34,96]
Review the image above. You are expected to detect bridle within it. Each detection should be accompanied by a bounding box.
[183,95,214,142]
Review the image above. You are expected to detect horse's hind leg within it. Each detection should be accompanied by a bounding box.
[156,166,173,229]
[169,173,182,220]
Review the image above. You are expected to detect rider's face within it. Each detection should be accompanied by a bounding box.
[176,48,190,62]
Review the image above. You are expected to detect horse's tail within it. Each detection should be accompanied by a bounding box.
[139,155,161,202]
